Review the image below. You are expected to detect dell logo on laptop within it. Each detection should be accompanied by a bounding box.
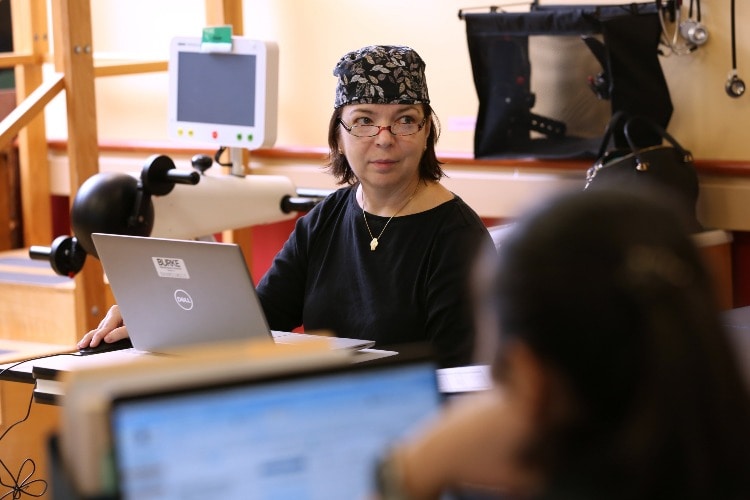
[174,289,194,311]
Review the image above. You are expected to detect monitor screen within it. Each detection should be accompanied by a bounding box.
[176,52,257,127]
[168,37,278,150]
[109,359,441,500]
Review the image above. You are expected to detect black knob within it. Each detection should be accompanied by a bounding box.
[191,154,213,174]
[29,235,87,277]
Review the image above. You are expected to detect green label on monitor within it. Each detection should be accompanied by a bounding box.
[201,26,233,52]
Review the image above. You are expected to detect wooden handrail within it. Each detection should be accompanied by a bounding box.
[0,52,41,67]
[0,73,64,149]
[1,52,168,75]
[93,60,168,77]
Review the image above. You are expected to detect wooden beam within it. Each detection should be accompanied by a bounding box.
[0,53,39,68]
[0,74,63,150]
[0,150,13,251]
[51,0,107,332]
[93,60,168,77]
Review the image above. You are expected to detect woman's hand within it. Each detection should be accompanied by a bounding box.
[77,305,130,348]
[387,389,537,499]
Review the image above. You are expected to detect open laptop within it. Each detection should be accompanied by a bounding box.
[106,353,440,500]
[90,233,374,354]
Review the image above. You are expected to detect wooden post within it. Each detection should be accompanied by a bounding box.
[205,0,244,35]
[50,0,107,332]
[204,0,254,269]
[10,0,52,247]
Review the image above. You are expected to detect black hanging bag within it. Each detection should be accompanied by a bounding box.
[585,113,701,232]
[463,3,673,159]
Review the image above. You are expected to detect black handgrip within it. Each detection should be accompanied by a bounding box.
[29,245,52,261]
[281,195,321,213]
[166,169,200,185]
[141,154,200,196]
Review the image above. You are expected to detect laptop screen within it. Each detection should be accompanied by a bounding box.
[109,359,440,500]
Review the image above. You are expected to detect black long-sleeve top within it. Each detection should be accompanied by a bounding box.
[256,186,493,367]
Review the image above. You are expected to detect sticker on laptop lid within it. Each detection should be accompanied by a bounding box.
[152,257,190,279]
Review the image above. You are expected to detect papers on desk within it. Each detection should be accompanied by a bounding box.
[31,348,151,380]
[0,340,74,364]
[436,364,493,393]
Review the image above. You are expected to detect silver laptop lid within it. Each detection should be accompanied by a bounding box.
[92,233,272,352]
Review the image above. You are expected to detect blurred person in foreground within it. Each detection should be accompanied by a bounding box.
[375,188,750,499]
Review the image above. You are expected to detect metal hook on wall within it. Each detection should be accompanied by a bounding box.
[726,0,745,97]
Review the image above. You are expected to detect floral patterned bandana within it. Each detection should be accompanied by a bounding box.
[333,45,430,109]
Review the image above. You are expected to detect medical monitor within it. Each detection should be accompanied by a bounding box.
[168,36,278,150]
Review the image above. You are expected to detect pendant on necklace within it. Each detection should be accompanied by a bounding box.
[370,238,379,251]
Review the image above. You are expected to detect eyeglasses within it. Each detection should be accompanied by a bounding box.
[338,117,427,137]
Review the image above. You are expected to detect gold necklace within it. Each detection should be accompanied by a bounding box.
[362,183,420,251]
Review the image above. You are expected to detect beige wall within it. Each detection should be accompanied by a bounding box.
[41,0,750,161]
